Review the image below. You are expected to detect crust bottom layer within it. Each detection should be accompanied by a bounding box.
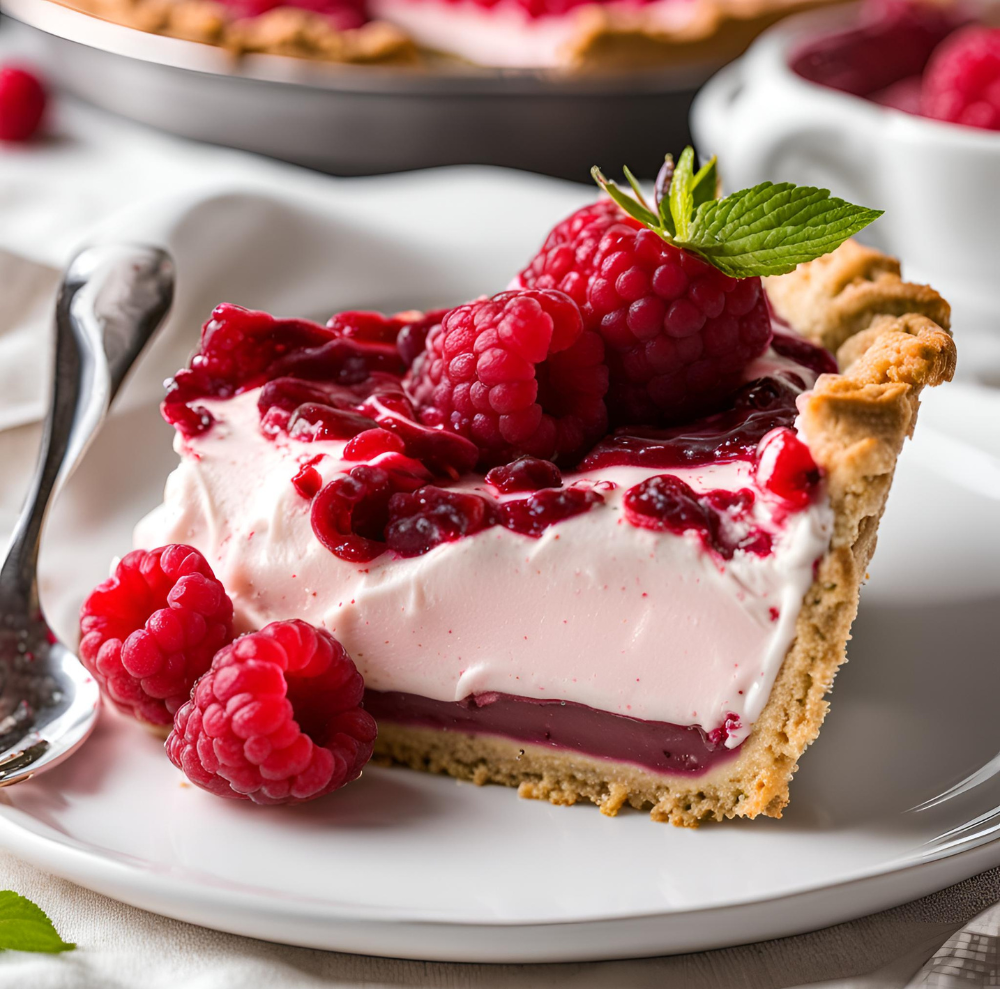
[374,723,756,826]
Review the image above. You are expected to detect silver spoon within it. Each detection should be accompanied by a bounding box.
[0,244,175,785]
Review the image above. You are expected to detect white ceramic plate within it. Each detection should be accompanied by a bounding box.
[0,173,997,962]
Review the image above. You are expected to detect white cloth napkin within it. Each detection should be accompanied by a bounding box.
[2,21,1000,989]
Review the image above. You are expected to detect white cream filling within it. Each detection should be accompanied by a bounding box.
[136,384,832,747]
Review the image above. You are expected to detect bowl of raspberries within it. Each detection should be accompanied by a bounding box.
[692,0,1000,350]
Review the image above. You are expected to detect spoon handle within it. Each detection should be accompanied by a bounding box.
[0,244,175,614]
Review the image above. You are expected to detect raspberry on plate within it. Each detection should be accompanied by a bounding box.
[518,200,772,427]
[166,619,377,805]
[406,288,608,465]
[79,545,235,728]
[921,26,1000,130]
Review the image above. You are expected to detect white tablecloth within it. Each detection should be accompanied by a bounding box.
[1,23,999,989]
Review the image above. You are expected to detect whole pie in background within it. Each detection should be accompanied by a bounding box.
[53,0,855,69]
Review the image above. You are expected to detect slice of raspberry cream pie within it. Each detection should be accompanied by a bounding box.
[126,150,954,824]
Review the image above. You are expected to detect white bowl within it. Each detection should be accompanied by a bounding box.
[691,5,1000,375]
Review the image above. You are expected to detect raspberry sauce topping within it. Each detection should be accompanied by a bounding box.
[163,298,832,565]
[624,475,772,561]
[386,486,496,557]
[755,428,822,509]
[218,0,367,29]
[162,305,430,439]
[579,372,804,471]
[162,199,838,568]
[485,456,563,493]
[498,487,603,537]
[311,463,429,563]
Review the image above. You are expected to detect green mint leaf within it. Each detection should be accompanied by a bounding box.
[0,892,75,953]
[690,156,718,210]
[590,167,659,230]
[677,182,883,277]
[668,146,696,242]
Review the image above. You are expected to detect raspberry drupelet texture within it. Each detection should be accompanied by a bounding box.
[516,200,633,308]
[79,545,234,727]
[518,203,773,427]
[166,619,376,804]
[406,289,608,465]
[921,26,1000,130]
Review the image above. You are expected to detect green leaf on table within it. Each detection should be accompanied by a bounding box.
[0,891,75,953]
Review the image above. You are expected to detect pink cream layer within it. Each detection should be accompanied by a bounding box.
[135,345,833,749]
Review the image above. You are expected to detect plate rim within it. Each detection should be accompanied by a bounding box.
[2,723,1000,929]
[2,788,1000,960]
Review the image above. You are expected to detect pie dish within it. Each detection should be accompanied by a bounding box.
[53,0,849,69]
[121,153,953,827]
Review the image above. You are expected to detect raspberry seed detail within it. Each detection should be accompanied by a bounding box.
[167,619,376,804]
[79,545,235,727]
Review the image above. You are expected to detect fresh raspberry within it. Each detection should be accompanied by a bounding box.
[519,203,772,427]
[0,66,46,142]
[921,26,1000,130]
[166,620,376,805]
[790,0,960,98]
[406,289,608,466]
[516,200,635,308]
[79,546,234,727]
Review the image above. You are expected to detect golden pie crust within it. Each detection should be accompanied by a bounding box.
[51,0,845,69]
[374,240,956,826]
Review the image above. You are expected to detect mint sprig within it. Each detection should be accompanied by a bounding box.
[0,892,75,953]
[592,147,882,278]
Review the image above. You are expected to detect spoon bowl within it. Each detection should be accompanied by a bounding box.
[0,244,175,785]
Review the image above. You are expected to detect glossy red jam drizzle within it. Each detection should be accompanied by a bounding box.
[485,456,563,493]
[624,475,772,561]
[386,486,496,558]
[579,373,802,472]
[755,428,822,510]
[163,304,832,565]
[291,456,325,499]
[162,305,416,439]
